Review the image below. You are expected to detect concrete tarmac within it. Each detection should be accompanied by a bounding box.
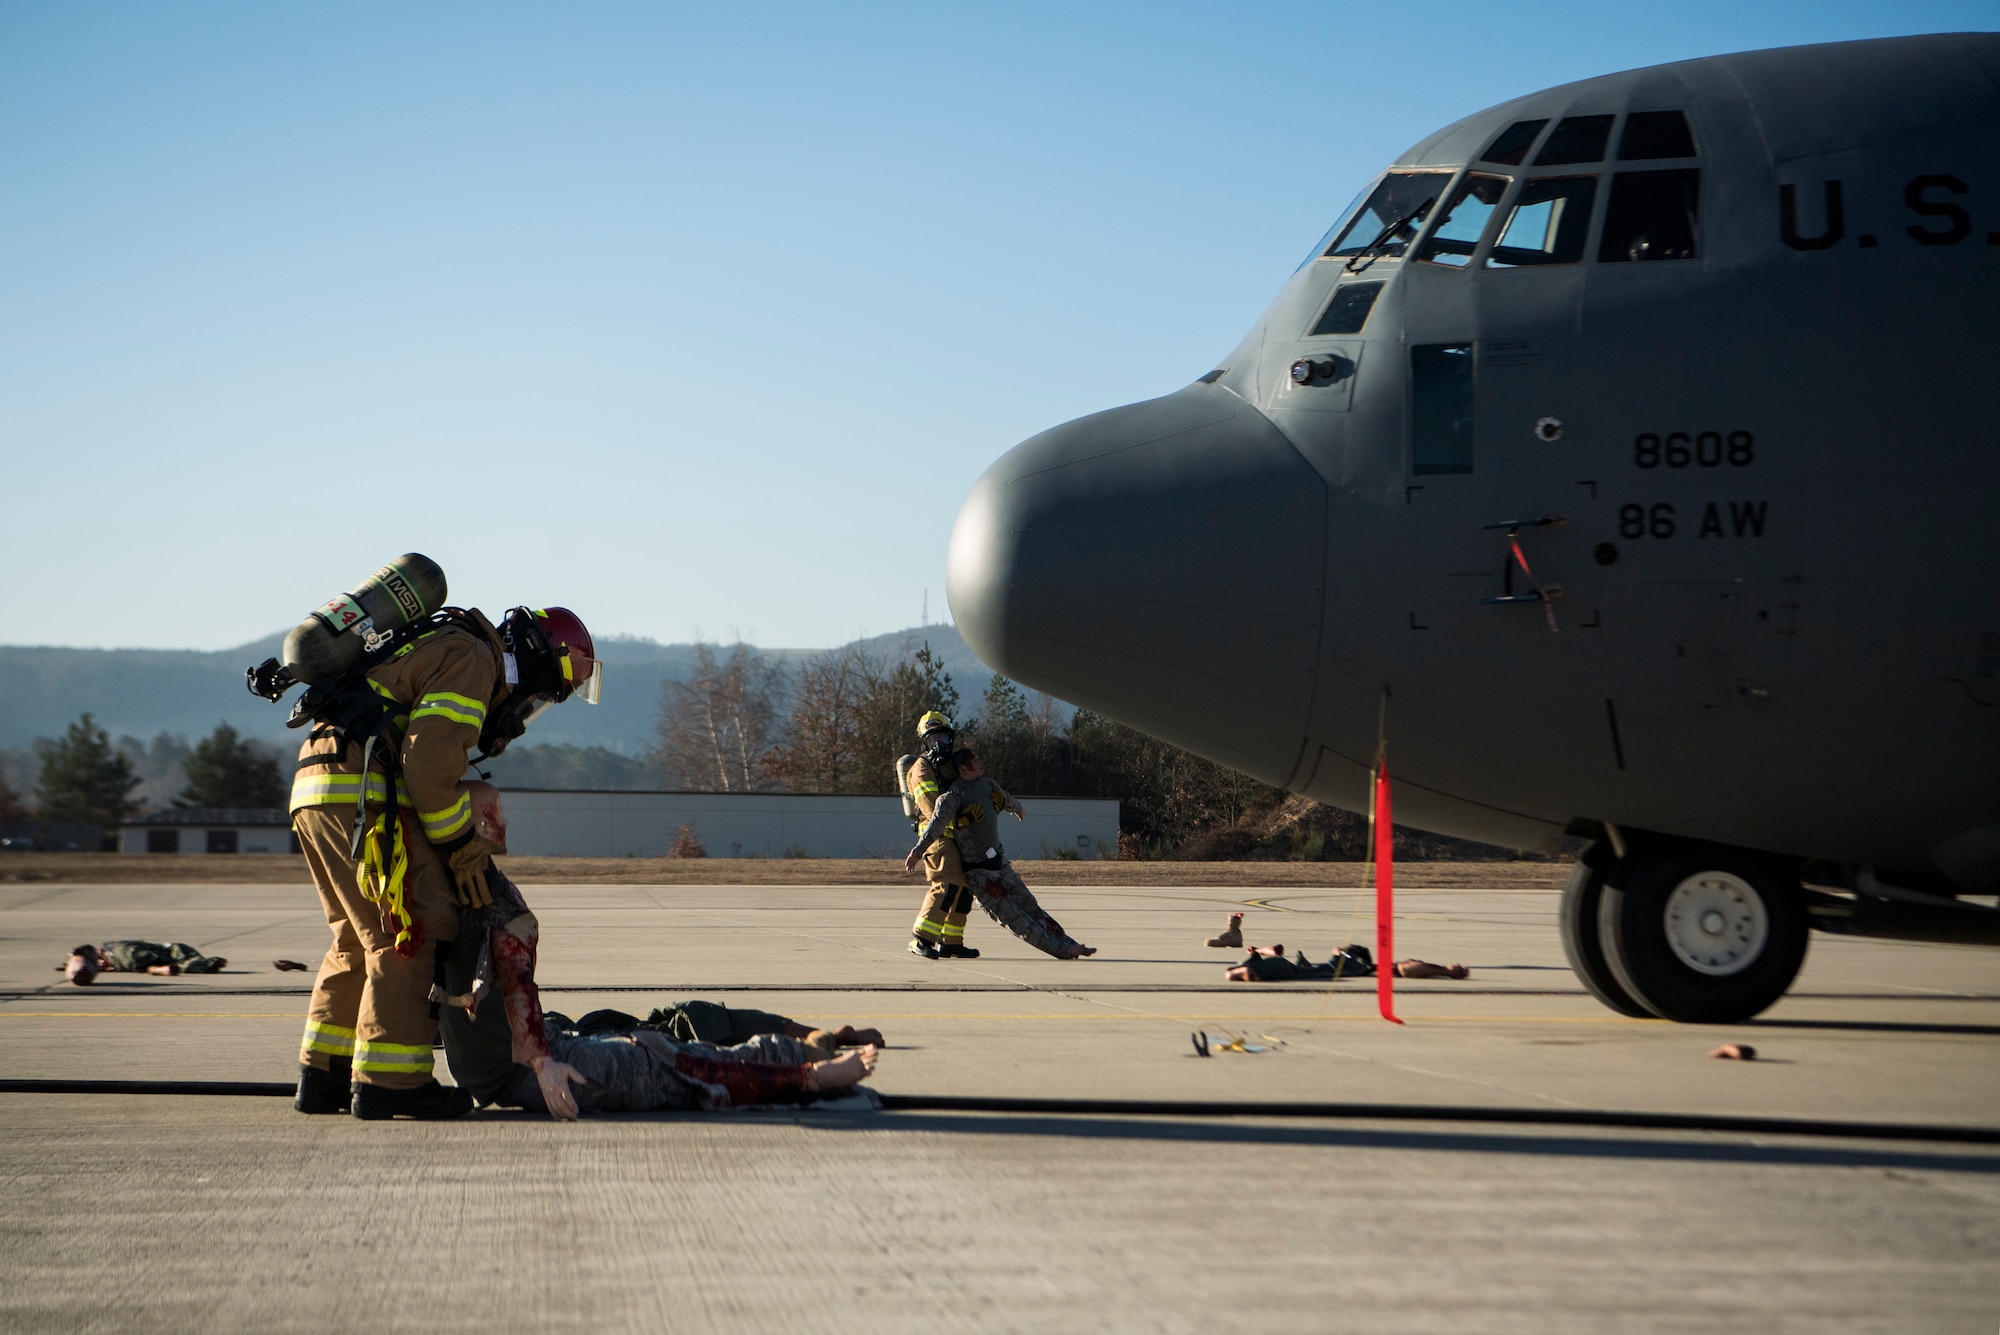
[2,874,1997,1333]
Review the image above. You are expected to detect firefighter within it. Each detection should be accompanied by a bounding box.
[289,604,600,1119]
[904,747,1095,959]
[903,711,979,960]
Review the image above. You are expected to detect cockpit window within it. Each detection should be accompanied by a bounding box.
[1487,176,1598,267]
[1478,120,1547,167]
[1324,172,1454,259]
[1534,114,1615,166]
[1309,281,1383,335]
[1297,178,1379,270]
[1618,111,1696,160]
[1598,169,1700,262]
[1416,174,1508,267]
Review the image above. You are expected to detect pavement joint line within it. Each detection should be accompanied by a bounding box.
[12,1012,1999,1031]
[6,986,1996,998]
[0,1010,1668,1022]
[0,1078,1993,1147]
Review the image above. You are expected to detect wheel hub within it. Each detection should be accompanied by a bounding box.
[1662,872,1768,976]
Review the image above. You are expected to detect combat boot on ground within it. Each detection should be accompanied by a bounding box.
[908,937,941,959]
[294,1058,352,1115]
[350,1079,474,1120]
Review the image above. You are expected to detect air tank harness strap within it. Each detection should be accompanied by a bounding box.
[357,797,422,957]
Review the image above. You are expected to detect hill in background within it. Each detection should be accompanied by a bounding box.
[0,622,989,756]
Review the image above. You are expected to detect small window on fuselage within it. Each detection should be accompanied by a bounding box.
[1310,282,1383,335]
[1598,169,1700,262]
[1411,344,1475,475]
[1487,176,1598,267]
[1534,115,1615,166]
[1618,111,1696,160]
[1416,174,1509,266]
[1479,120,1547,167]
[1324,172,1456,259]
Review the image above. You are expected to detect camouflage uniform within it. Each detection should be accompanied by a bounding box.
[495,1027,829,1114]
[439,867,843,1115]
[96,941,226,974]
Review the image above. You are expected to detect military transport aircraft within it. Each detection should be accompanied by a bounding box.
[946,33,2000,1023]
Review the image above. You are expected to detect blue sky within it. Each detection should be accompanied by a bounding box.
[2,2,1989,651]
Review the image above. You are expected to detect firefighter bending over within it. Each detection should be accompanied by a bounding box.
[290,604,600,1120]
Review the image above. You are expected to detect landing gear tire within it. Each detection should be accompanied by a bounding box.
[1598,845,1808,1024]
[1559,859,1649,1017]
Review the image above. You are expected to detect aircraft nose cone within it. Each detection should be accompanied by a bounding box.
[947,386,1326,783]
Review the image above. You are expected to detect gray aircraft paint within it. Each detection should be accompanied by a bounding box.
[949,34,2000,893]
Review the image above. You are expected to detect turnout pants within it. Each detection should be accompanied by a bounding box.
[967,862,1085,959]
[910,839,968,947]
[912,881,973,948]
[295,806,458,1090]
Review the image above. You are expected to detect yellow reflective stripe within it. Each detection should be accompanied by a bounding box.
[367,679,401,701]
[419,795,472,840]
[301,1021,356,1057]
[411,691,485,728]
[289,772,409,808]
[939,923,965,939]
[913,779,940,798]
[353,1041,435,1074]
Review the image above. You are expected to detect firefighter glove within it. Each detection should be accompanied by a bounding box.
[442,834,505,908]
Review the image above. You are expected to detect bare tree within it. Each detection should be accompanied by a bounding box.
[654,643,786,791]
[760,644,883,793]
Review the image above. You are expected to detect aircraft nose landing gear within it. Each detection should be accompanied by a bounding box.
[1560,838,1809,1023]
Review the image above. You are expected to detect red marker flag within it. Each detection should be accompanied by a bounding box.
[1374,760,1402,1024]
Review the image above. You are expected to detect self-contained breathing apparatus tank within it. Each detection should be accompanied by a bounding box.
[246,554,448,701]
[896,754,922,832]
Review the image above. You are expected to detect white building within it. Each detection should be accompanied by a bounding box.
[116,792,1125,860]
[495,790,1121,860]
[121,808,299,855]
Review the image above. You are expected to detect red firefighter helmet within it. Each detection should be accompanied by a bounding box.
[532,607,601,705]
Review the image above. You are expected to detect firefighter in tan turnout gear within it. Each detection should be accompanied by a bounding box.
[289,604,600,1119]
[903,711,979,960]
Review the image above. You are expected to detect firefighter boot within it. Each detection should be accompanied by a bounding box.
[350,1079,475,1121]
[295,1058,352,1115]
[908,937,941,959]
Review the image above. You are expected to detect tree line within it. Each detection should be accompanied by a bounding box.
[1,645,1524,861]
[652,640,1386,858]
[0,716,286,829]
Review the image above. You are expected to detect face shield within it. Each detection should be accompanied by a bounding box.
[564,653,603,705]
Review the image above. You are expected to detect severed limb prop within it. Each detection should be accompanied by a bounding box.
[491,911,586,1121]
